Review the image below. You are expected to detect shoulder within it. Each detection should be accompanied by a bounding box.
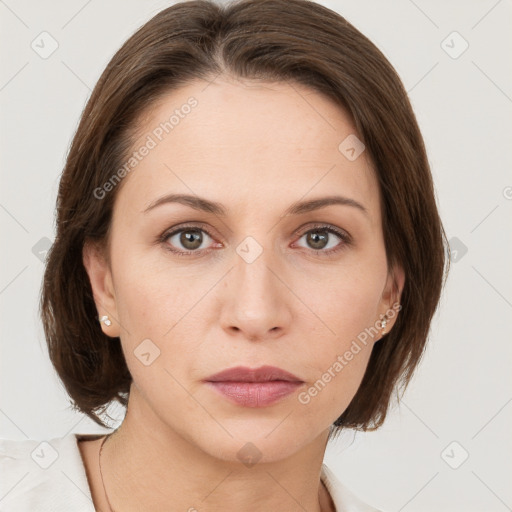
[321,463,385,512]
[0,433,99,512]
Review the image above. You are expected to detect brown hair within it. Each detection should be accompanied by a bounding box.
[40,0,450,432]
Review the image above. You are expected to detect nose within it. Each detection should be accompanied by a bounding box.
[218,246,292,342]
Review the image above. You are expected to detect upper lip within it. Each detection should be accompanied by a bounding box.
[205,365,303,383]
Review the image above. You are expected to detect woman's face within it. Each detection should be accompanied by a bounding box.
[84,76,403,463]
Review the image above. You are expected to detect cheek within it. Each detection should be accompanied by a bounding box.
[294,273,381,418]
[112,249,193,337]
[297,331,374,426]
[111,255,205,384]
[300,268,382,352]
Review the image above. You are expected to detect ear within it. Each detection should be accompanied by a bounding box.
[377,263,405,338]
[82,240,120,338]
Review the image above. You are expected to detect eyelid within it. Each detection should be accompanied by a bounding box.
[293,222,351,239]
[161,221,217,237]
[160,222,219,244]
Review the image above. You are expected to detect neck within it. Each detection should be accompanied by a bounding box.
[99,388,334,512]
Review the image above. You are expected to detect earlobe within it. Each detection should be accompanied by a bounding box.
[82,240,120,337]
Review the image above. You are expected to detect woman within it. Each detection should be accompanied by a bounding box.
[0,0,449,510]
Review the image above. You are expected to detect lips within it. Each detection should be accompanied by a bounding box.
[205,365,303,383]
[204,365,304,408]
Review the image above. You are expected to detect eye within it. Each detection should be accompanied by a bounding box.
[158,222,352,257]
[293,224,352,255]
[159,224,219,256]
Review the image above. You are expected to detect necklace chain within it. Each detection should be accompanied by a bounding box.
[99,434,116,512]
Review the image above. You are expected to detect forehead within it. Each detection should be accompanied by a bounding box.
[114,77,379,223]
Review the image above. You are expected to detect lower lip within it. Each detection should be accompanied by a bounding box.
[205,381,303,407]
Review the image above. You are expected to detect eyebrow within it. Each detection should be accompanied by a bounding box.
[143,193,369,217]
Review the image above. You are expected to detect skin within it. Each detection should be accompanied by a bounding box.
[81,75,404,512]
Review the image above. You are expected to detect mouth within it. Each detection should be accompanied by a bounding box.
[204,365,304,408]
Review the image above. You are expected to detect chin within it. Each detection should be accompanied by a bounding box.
[192,419,321,466]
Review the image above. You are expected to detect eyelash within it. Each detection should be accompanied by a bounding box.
[157,222,352,258]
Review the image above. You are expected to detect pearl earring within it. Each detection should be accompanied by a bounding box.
[100,315,112,327]
[380,315,388,335]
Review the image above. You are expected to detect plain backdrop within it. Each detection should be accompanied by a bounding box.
[1,1,511,511]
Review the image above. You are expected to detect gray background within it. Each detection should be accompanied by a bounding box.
[1,1,511,511]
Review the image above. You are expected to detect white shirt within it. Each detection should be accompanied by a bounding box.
[0,433,382,511]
